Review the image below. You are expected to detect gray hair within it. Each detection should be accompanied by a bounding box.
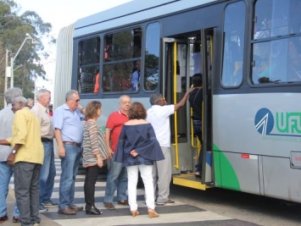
[65,90,78,101]
[12,96,27,105]
[119,95,131,104]
[150,93,163,105]
[36,89,50,100]
[4,88,23,104]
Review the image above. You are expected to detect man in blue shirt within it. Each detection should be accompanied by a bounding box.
[53,90,84,215]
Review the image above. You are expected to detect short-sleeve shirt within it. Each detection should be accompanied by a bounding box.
[147,105,175,147]
[11,107,44,164]
[31,102,54,139]
[106,111,128,153]
[53,104,84,143]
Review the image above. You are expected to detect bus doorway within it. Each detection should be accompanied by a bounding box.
[162,29,214,190]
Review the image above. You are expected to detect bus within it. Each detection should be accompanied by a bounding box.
[54,0,301,203]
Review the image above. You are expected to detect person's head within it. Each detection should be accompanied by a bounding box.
[65,90,80,111]
[85,101,102,120]
[128,102,146,120]
[191,73,202,87]
[150,93,166,106]
[12,96,27,113]
[4,87,22,104]
[36,89,51,107]
[119,95,131,114]
[26,98,34,109]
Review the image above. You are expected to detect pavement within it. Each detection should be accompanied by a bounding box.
[3,189,59,226]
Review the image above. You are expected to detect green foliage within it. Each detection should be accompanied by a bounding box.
[0,0,54,108]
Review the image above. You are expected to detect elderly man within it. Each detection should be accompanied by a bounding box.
[0,96,44,226]
[147,88,192,206]
[53,90,84,215]
[31,89,56,213]
[103,95,131,209]
[0,88,22,223]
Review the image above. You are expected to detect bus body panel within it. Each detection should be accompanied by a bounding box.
[213,93,301,201]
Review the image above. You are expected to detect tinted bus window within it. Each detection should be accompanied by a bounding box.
[252,0,301,84]
[144,23,160,91]
[78,37,100,94]
[103,28,142,92]
[221,2,246,87]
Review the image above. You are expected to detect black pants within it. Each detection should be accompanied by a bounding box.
[84,165,101,208]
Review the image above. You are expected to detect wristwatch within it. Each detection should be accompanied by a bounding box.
[11,149,16,154]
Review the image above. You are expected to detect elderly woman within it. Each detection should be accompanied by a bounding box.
[114,102,164,218]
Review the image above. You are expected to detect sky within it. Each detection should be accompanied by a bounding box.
[15,0,132,93]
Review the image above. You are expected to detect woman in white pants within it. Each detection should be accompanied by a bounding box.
[114,102,164,218]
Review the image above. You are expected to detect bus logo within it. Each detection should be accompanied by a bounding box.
[255,108,301,137]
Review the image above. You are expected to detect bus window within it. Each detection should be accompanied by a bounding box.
[103,28,142,93]
[251,0,301,84]
[77,37,100,94]
[221,1,246,87]
[144,22,160,91]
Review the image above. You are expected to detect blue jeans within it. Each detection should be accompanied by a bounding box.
[104,158,128,203]
[0,162,19,218]
[59,144,81,209]
[40,141,56,204]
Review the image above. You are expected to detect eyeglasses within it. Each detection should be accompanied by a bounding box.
[75,99,80,102]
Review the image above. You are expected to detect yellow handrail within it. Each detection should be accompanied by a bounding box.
[173,42,179,169]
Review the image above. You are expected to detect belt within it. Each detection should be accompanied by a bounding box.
[41,137,53,142]
[63,141,81,147]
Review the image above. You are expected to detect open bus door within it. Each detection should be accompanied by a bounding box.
[162,28,214,190]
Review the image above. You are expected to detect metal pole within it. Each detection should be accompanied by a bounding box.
[4,49,9,93]
[10,37,32,88]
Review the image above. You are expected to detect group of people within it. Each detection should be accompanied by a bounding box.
[0,73,203,225]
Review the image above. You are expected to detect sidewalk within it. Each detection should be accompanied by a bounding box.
[3,188,60,226]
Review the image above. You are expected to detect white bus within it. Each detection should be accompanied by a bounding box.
[55,0,301,203]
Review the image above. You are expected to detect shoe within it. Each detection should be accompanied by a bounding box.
[117,200,129,206]
[86,205,102,215]
[39,204,48,213]
[12,216,20,223]
[0,215,8,222]
[43,200,58,207]
[33,223,40,226]
[58,207,77,215]
[69,204,83,212]
[148,209,159,218]
[166,199,175,204]
[131,210,140,217]
[156,199,175,206]
[104,202,115,209]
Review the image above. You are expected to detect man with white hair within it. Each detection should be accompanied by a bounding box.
[0,96,44,226]
[32,89,56,213]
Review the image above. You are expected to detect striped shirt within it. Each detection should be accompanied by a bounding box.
[83,120,108,167]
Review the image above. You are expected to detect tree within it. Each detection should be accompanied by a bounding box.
[0,0,55,107]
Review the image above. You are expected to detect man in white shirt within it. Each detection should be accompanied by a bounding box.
[147,88,192,205]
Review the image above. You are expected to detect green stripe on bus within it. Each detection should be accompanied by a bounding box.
[213,144,240,191]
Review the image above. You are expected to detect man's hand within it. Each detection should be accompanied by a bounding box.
[7,153,15,166]
[58,146,66,158]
